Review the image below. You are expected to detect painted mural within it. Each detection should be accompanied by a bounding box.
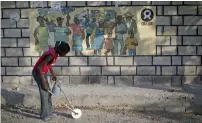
[28,7,156,56]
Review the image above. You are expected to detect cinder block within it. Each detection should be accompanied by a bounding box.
[1,57,18,66]
[178,66,196,75]
[22,29,29,37]
[62,67,80,75]
[102,67,120,75]
[1,39,17,47]
[47,67,61,76]
[1,19,16,28]
[199,6,202,15]
[183,36,202,45]
[162,66,176,75]
[184,1,202,5]
[157,46,161,55]
[115,76,133,87]
[19,57,31,66]
[162,46,177,55]
[198,26,202,35]
[31,57,39,66]
[134,76,152,86]
[30,1,48,7]
[157,26,163,35]
[67,1,86,6]
[178,6,197,15]
[121,67,136,75]
[172,16,183,25]
[171,76,182,87]
[171,36,182,45]
[134,56,152,65]
[89,76,107,85]
[1,1,15,8]
[197,66,202,75]
[182,76,201,85]
[107,57,114,65]
[137,66,155,75]
[156,36,170,45]
[152,76,171,86]
[172,56,182,65]
[156,16,171,25]
[184,16,202,25]
[80,67,101,75]
[132,1,151,5]
[6,67,23,75]
[87,1,105,6]
[1,67,5,75]
[23,48,39,56]
[156,66,161,75]
[2,76,20,85]
[157,6,163,15]
[153,56,171,65]
[1,29,3,37]
[178,46,196,55]
[5,48,23,56]
[59,76,70,86]
[172,1,183,5]
[115,57,133,65]
[197,46,202,55]
[16,1,29,8]
[178,26,197,35]
[21,9,28,18]
[1,48,5,56]
[164,6,177,15]
[18,38,30,47]
[164,26,177,35]
[183,56,201,65]
[19,76,32,86]
[108,76,114,86]
[17,19,29,27]
[54,57,68,66]
[89,57,106,65]
[4,29,21,37]
[69,57,87,66]
[69,76,88,85]
[48,1,67,7]
[152,1,170,5]
[3,9,20,18]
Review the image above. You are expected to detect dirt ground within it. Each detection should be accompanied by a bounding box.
[1,105,202,123]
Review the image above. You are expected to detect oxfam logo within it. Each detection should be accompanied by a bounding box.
[141,8,154,22]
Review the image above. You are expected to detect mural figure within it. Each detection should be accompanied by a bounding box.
[124,12,137,34]
[34,16,49,55]
[103,12,116,56]
[114,15,127,56]
[69,16,85,56]
[54,17,71,44]
[124,31,138,56]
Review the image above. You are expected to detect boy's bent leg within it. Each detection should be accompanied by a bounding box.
[39,88,51,119]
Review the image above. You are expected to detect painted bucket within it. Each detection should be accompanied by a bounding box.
[52,83,61,96]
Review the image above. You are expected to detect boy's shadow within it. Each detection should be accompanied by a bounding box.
[55,112,72,119]
[2,106,41,120]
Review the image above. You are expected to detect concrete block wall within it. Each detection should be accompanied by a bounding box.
[1,1,202,88]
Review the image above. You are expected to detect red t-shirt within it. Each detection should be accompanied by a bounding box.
[33,48,58,74]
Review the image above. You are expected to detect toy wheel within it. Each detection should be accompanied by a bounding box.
[71,108,82,119]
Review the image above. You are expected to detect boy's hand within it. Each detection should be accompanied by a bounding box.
[52,75,57,81]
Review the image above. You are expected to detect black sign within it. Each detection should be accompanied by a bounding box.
[141,8,154,22]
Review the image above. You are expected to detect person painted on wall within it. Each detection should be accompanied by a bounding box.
[114,15,127,56]
[103,13,115,56]
[85,9,98,50]
[124,12,137,35]
[44,16,57,47]
[123,31,138,56]
[91,17,104,56]
[34,16,49,56]
[69,16,85,56]
[54,17,71,44]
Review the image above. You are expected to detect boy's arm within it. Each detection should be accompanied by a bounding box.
[50,67,57,81]
[37,55,54,91]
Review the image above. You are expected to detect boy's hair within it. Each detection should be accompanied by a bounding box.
[55,41,70,53]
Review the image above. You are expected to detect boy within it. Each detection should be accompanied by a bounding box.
[123,31,138,56]
[32,41,70,121]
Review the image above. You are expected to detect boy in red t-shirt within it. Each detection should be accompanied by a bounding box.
[32,41,70,121]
